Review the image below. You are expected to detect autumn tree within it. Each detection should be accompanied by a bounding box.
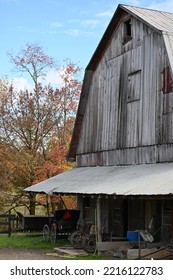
[8,43,54,87]
[55,60,82,145]
[0,44,82,214]
[0,78,9,101]
[0,79,12,210]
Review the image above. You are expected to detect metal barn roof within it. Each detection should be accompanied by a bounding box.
[25,163,173,196]
[122,5,173,32]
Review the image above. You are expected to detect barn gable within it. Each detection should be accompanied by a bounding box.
[68,4,173,166]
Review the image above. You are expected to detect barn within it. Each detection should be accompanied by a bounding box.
[25,4,173,251]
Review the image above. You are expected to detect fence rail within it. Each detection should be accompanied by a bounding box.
[0,211,19,237]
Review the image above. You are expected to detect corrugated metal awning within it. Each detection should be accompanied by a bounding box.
[25,163,173,196]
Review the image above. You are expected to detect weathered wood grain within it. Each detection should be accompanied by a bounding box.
[76,14,173,166]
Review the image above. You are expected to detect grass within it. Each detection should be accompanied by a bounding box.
[0,233,107,260]
[0,233,68,250]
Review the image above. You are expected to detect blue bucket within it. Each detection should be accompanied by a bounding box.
[127,231,141,241]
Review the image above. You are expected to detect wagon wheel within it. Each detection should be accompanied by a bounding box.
[82,234,96,253]
[43,224,50,241]
[69,231,83,249]
[50,223,57,244]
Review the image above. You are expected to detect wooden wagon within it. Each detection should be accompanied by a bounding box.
[16,212,53,232]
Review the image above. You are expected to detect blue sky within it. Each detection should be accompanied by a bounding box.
[1,0,173,88]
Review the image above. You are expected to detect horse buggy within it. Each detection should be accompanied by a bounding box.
[42,209,80,243]
[43,209,109,253]
[42,210,98,253]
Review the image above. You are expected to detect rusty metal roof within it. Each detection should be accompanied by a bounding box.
[25,163,173,196]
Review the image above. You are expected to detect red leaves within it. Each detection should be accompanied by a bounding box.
[20,58,25,64]
[34,140,71,183]
[1,47,82,210]
[8,43,55,84]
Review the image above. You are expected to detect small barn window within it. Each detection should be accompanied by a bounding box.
[127,70,141,102]
[124,18,132,43]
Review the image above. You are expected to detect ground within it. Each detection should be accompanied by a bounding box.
[0,248,62,260]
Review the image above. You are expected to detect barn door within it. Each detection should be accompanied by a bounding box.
[126,70,141,147]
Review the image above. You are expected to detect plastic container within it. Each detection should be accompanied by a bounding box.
[127,231,141,241]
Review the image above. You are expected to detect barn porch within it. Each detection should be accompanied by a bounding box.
[25,162,173,254]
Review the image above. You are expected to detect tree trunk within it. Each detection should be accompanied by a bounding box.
[29,193,36,215]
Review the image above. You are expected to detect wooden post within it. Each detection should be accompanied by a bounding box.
[96,196,102,254]
[29,193,36,215]
[8,210,11,238]
[46,194,50,217]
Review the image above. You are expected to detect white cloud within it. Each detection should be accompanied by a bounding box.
[43,67,78,88]
[96,10,114,18]
[44,69,63,87]
[80,19,100,29]
[68,18,101,30]
[12,77,34,91]
[128,0,142,6]
[10,67,77,91]
[63,29,81,37]
[49,21,63,28]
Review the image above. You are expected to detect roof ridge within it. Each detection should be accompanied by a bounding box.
[120,3,173,15]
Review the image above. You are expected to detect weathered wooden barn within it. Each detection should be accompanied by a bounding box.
[26,4,173,248]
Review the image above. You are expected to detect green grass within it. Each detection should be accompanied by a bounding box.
[0,233,108,259]
[0,233,68,250]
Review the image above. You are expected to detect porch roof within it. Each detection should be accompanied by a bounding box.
[25,163,173,197]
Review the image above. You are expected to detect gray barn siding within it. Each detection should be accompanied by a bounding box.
[76,14,173,167]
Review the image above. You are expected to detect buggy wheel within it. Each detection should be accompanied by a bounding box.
[69,231,83,249]
[82,234,96,253]
[43,224,50,241]
[50,223,57,244]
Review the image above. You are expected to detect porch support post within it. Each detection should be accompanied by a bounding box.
[96,196,102,244]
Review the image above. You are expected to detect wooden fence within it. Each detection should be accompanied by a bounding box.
[0,211,19,237]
